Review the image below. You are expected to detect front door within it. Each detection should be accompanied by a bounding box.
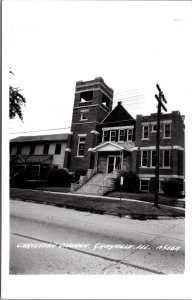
[107,156,121,173]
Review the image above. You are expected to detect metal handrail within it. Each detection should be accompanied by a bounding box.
[99,163,122,189]
[73,168,97,191]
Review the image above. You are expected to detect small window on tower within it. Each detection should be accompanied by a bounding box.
[80,112,88,121]
[77,136,86,157]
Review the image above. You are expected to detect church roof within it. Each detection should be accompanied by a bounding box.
[101,102,135,125]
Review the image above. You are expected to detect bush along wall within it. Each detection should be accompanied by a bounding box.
[115,171,140,193]
[162,179,183,197]
[47,168,73,187]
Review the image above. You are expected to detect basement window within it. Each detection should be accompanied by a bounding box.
[140,180,149,192]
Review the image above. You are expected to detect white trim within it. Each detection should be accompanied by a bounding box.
[138,174,184,179]
[141,122,150,126]
[131,147,139,151]
[73,121,99,125]
[74,104,109,114]
[140,146,172,150]
[173,146,184,150]
[163,122,171,139]
[80,109,89,113]
[92,141,125,152]
[162,120,172,124]
[102,125,134,131]
[78,133,87,137]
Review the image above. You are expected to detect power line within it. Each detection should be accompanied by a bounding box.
[10,126,71,134]
[114,88,144,96]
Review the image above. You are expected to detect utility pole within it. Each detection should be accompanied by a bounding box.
[154,84,167,207]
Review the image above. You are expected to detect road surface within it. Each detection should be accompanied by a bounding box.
[10,199,185,274]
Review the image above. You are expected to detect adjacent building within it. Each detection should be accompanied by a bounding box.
[10,133,72,179]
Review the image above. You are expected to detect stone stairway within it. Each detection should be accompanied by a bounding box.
[73,173,117,195]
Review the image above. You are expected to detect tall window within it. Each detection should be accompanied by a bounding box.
[151,150,156,167]
[142,125,149,139]
[55,144,61,155]
[77,136,86,156]
[30,144,35,155]
[164,123,171,138]
[103,131,108,142]
[127,128,133,141]
[110,131,116,142]
[43,144,50,155]
[163,150,170,167]
[141,150,148,167]
[119,130,125,142]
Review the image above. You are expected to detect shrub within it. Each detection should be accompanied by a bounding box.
[13,168,34,187]
[115,171,140,193]
[162,179,183,197]
[47,168,72,187]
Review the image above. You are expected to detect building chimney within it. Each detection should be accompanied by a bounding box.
[118,101,122,106]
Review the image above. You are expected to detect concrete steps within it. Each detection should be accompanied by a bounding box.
[74,173,117,195]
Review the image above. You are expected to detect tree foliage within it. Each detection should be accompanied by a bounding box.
[9,86,26,121]
[9,70,26,121]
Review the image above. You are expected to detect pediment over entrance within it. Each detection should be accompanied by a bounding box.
[92,142,125,152]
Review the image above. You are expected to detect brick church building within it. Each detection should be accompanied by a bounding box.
[10,77,185,193]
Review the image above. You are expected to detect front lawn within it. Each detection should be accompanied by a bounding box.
[106,191,184,207]
[10,188,184,219]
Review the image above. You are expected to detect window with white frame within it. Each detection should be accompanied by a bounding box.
[127,128,133,141]
[119,129,125,142]
[80,111,88,121]
[163,150,170,167]
[142,125,149,139]
[141,150,148,167]
[110,131,116,142]
[151,150,156,167]
[103,130,108,142]
[140,180,149,192]
[151,124,157,132]
[77,136,86,156]
[164,123,171,138]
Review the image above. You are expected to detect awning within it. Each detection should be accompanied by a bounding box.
[10,155,53,164]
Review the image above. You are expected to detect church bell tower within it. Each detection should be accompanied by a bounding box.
[69,77,114,173]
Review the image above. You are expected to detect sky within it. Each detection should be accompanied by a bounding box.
[4,1,192,139]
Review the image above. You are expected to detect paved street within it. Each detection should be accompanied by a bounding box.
[10,199,185,275]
